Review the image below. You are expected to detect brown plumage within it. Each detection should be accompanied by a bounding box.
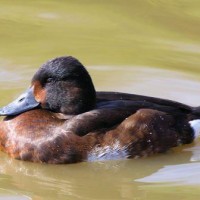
[0,56,199,164]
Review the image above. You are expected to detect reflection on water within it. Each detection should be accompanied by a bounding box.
[137,162,200,185]
[0,148,195,200]
[0,0,200,71]
[0,195,31,200]
[91,66,200,106]
[0,0,200,199]
[136,141,200,184]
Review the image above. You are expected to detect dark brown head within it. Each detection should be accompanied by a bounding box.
[0,56,96,115]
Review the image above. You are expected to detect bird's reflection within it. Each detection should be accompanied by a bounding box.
[0,142,198,199]
[136,140,200,185]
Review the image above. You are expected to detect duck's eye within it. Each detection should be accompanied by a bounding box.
[46,77,53,83]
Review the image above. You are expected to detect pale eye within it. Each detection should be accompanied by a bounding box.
[46,77,53,83]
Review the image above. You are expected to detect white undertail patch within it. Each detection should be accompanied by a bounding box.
[189,119,200,139]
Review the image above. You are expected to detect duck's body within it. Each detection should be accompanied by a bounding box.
[0,56,199,164]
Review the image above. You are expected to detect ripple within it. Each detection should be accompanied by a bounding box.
[89,65,200,106]
[0,196,31,200]
[37,12,59,20]
[136,162,200,185]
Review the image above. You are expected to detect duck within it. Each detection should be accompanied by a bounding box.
[0,56,199,164]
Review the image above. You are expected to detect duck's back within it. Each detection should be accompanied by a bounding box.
[96,91,193,113]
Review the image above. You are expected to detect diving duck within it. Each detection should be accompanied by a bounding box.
[0,56,199,164]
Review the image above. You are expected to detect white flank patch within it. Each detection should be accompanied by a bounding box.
[87,141,129,162]
[189,119,200,138]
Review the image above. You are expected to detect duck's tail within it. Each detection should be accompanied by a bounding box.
[189,119,200,138]
[189,107,200,139]
[192,106,200,116]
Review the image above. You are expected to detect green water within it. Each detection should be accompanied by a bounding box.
[0,0,200,199]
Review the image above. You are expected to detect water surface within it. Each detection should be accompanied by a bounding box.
[0,0,200,199]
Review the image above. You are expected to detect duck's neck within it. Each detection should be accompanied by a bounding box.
[61,83,96,115]
[44,80,96,115]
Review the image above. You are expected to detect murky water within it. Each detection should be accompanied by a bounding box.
[0,0,200,199]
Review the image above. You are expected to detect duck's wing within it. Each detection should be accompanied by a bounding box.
[64,100,190,137]
[96,91,192,113]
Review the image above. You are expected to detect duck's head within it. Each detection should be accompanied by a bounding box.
[0,56,96,116]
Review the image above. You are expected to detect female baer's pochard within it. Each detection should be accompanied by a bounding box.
[0,56,199,164]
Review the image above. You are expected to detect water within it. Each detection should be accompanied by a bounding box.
[0,0,200,199]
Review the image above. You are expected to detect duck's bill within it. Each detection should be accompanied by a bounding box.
[0,87,40,116]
